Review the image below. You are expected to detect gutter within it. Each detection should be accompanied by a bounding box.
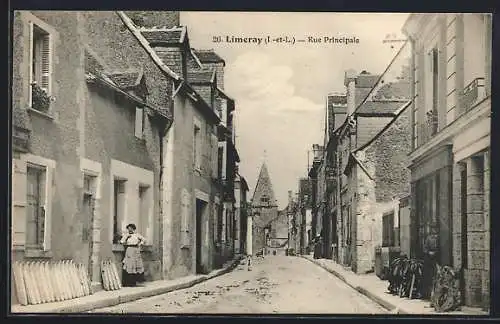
[86,72,172,121]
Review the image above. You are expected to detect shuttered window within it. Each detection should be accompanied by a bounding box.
[29,23,52,110]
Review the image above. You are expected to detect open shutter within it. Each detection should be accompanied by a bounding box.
[180,189,191,248]
[12,159,27,246]
[211,133,218,178]
[42,165,54,251]
[28,22,34,106]
[40,34,51,94]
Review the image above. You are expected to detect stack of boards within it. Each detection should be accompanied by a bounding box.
[100,260,122,291]
[12,260,92,306]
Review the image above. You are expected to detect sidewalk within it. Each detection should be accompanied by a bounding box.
[11,255,244,314]
[301,255,489,316]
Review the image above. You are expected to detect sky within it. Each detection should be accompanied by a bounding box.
[181,12,410,209]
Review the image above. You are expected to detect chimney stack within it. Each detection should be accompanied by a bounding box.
[344,69,357,115]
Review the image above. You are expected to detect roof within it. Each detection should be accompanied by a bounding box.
[372,81,410,100]
[356,73,380,88]
[217,87,234,101]
[328,94,347,106]
[193,49,226,65]
[356,100,408,116]
[106,69,143,89]
[251,163,278,206]
[240,176,249,192]
[139,26,186,46]
[343,153,374,180]
[84,46,108,74]
[187,69,216,84]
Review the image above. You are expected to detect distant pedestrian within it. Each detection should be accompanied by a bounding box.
[313,234,322,259]
[120,223,146,287]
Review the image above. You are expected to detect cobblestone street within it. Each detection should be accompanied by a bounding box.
[91,256,387,314]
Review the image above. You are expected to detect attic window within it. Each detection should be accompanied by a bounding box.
[261,196,270,204]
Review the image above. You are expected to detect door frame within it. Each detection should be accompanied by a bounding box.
[80,158,102,285]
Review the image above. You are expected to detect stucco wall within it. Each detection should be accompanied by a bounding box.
[12,11,85,264]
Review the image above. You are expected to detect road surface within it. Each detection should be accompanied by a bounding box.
[91,256,387,314]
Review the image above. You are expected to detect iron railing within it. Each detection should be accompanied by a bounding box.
[462,77,485,113]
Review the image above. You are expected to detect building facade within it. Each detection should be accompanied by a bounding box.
[11,10,243,305]
[11,11,176,303]
[402,13,491,310]
[234,171,249,255]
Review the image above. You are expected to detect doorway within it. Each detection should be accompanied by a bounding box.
[82,174,96,278]
[195,199,207,274]
[460,165,468,304]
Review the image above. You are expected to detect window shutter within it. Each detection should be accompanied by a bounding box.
[28,22,34,106]
[12,159,27,246]
[41,34,51,93]
[135,108,144,138]
[43,165,54,251]
[211,134,218,178]
[180,190,191,248]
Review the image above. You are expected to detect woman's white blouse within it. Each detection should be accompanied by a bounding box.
[120,233,146,245]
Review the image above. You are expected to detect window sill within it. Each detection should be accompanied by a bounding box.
[22,248,53,259]
[27,107,54,120]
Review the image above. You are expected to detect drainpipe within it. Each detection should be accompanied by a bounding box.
[158,118,173,280]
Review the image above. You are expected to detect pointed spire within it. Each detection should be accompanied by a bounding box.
[251,161,277,207]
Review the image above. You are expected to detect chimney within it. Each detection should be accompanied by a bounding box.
[327,93,348,133]
[312,144,324,162]
[344,69,357,115]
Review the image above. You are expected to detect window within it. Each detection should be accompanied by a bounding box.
[194,122,201,170]
[217,147,224,179]
[463,14,487,94]
[112,179,126,244]
[138,185,150,242]
[135,107,144,139]
[82,174,96,242]
[29,23,52,111]
[26,164,47,249]
[431,48,439,132]
[382,212,395,247]
[261,196,270,205]
[217,204,223,242]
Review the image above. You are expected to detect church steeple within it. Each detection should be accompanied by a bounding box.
[251,162,277,208]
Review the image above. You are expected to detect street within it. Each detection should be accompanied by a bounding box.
[91,256,388,314]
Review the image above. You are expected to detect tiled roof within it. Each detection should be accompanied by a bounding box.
[84,47,106,74]
[106,70,143,89]
[356,73,380,88]
[356,100,406,115]
[193,49,225,64]
[328,94,347,106]
[140,27,185,45]
[372,80,410,100]
[187,69,215,84]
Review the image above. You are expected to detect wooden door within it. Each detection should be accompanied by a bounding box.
[82,192,95,278]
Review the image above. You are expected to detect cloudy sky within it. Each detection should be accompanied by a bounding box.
[181,12,409,208]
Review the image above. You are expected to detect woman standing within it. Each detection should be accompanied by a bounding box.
[120,223,146,287]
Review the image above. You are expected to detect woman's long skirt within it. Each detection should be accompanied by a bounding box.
[122,246,145,287]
